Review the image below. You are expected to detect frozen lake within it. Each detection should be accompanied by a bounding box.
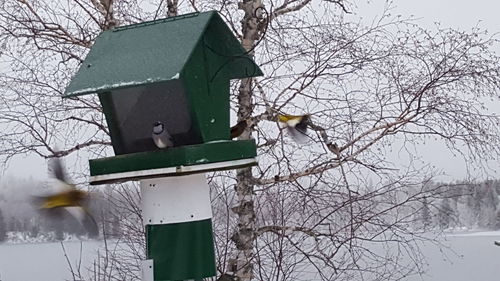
[0,232,499,280]
[407,231,500,281]
[0,240,104,281]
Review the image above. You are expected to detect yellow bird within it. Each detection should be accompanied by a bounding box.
[38,189,89,209]
[277,114,311,143]
[35,157,98,237]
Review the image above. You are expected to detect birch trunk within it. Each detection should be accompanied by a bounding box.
[166,0,179,17]
[231,1,263,280]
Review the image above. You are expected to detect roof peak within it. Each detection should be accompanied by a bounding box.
[112,11,211,33]
[64,10,262,97]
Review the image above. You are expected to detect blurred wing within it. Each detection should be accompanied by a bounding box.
[279,115,311,144]
[33,196,66,217]
[36,192,73,209]
[295,116,310,134]
[287,127,309,144]
[66,206,99,237]
[52,179,74,192]
[50,157,67,183]
[48,157,75,192]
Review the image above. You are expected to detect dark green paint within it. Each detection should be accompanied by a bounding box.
[64,11,262,97]
[98,92,126,154]
[89,140,256,179]
[146,219,216,280]
[182,41,231,142]
[64,11,262,156]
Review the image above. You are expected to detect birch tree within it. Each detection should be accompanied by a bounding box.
[0,0,499,281]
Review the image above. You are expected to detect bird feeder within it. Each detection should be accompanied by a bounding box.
[64,11,262,281]
[65,11,262,185]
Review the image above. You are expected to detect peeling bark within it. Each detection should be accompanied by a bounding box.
[166,0,179,17]
[232,1,264,280]
[91,0,118,30]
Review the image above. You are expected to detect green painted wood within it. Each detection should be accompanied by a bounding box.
[89,140,256,176]
[182,42,230,142]
[146,219,216,280]
[98,92,126,155]
[64,11,262,97]
[65,11,262,157]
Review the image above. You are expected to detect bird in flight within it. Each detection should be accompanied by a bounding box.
[277,114,311,143]
[34,156,98,237]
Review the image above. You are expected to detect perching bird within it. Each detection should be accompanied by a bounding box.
[152,121,174,148]
[328,142,341,159]
[35,157,98,236]
[230,120,248,139]
[277,114,311,143]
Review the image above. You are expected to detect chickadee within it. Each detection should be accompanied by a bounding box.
[277,114,311,143]
[152,121,173,148]
[34,157,98,236]
[230,120,248,139]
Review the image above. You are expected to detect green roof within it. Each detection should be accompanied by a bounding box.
[64,11,262,97]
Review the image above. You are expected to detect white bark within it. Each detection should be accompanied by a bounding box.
[91,0,118,29]
[232,1,264,280]
[167,0,179,17]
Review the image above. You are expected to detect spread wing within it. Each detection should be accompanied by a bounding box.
[50,157,67,182]
[66,206,99,237]
[49,157,74,191]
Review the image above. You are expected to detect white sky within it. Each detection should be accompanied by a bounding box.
[392,0,498,30]
[2,0,499,182]
[360,0,500,181]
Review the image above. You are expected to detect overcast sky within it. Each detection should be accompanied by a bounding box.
[361,0,500,181]
[2,0,499,182]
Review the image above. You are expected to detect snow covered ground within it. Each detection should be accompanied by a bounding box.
[0,240,104,281]
[0,231,500,280]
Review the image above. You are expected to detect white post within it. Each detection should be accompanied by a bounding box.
[140,173,216,280]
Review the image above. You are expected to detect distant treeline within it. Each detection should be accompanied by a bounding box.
[418,179,500,231]
[1,176,500,242]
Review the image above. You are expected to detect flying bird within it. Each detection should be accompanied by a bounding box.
[34,157,98,237]
[277,114,311,143]
[152,121,174,148]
